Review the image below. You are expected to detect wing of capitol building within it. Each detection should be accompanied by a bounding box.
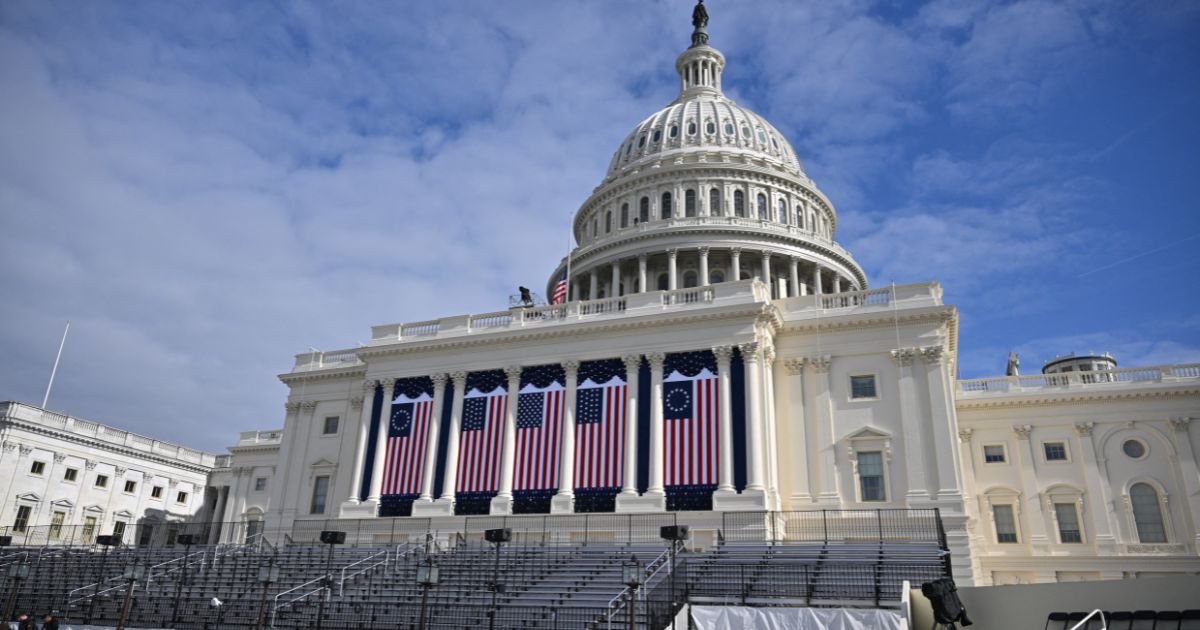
[2,2,1199,627]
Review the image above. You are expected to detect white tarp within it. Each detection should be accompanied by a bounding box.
[690,605,903,630]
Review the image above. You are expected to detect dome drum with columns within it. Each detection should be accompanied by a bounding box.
[547,16,865,303]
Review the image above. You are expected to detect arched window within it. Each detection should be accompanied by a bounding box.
[723,122,734,136]
[656,273,669,291]
[620,203,629,228]
[605,211,612,233]
[683,270,698,288]
[652,129,661,143]
[709,269,725,284]
[706,120,716,135]
[1130,483,1167,543]
[685,189,696,217]
[670,124,679,138]
[638,135,646,148]
[757,193,767,219]
[778,199,787,223]
[661,192,673,219]
[734,190,745,217]
[709,188,721,215]
[687,121,697,135]
[592,219,598,238]
[639,197,650,223]
[795,208,804,229]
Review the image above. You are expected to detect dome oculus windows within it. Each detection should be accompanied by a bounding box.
[669,124,679,138]
[687,121,697,135]
[653,129,662,142]
[638,135,646,148]
[1123,439,1147,459]
[706,120,716,135]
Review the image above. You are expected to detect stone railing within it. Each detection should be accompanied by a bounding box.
[0,401,219,468]
[957,364,1200,395]
[292,348,365,372]
[774,282,942,317]
[237,429,284,446]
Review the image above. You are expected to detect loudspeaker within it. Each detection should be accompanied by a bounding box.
[660,525,689,541]
[176,534,199,546]
[0,536,11,547]
[319,530,347,545]
[484,528,512,544]
[96,534,121,547]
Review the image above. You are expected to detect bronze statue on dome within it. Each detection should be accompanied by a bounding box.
[692,0,709,29]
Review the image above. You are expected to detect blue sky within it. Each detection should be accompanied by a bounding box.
[1,0,1197,452]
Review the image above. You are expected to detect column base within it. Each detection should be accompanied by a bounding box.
[712,488,768,511]
[339,499,379,519]
[550,494,575,514]
[615,491,666,513]
[489,495,514,515]
[412,498,456,517]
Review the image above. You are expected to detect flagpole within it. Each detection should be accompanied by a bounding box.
[42,321,70,409]
[562,218,574,302]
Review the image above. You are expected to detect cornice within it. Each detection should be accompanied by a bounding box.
[279,363,367,385]
[955,385,1200,410]
[777,304,956,335]
[0,419,214,476]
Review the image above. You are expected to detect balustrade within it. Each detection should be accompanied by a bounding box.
[957,363,1200,395]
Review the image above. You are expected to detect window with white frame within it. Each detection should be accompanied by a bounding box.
[151,486,164,499]
[849,375,877,399]
[49,511,65,539]
[1054,503,1082,543]
[95,474,109,488]
[311,476,330,514]
[992,504,1019,543]
[1129,483,1167,543]
[322,416,339,435]
[64,467,78,482]
[255,477,268,492]
[1043,441,1068,462]
[857,452,885,501]
[983,445,1007,463]
[176,491,189,505]
[30,461,45,476]
[123,480,137,494]
[13,505,32,533]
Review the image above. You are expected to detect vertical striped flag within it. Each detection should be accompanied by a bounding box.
[574,375,627,489]
[382,391,433,495]
[514,382,565,491]
[663,367,719,486]
[456,386,507,494]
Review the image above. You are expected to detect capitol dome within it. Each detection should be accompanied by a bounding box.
[548,2,866,302]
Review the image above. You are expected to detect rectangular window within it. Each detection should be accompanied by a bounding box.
[858,451,885,501]
[49,511,66,540]
[95,474,109,488]
[1044,442,1068,461]
[255,478,268,492]
[310,475,330,514]
[13,506,32,533]
[64,468,78,482]
[983,445,1006,463]
[850,375,877,399]
[993,504,1018,543]
[322,416,339,435]
[151,486,164,499]
[123,480,137,493]
[81,516,97,543]
[166,526,179,546]
[30,461,45,476]
[112,521,127,541]
[1055,503,1082,543]
[176,491,189,504]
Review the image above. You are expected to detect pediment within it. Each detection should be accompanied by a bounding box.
[50,498,74,509]
[311,458,336,468]
[15,492,41,503]
[82,504,105,514]
[115,510,134,519]
[845,426,891,440]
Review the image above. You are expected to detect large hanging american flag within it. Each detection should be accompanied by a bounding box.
[514,381,564,491]
[382,388,434,496]
[574,374,627,490]
[456,385,507,494]
[663,351,719,487]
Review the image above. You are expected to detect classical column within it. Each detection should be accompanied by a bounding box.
[438,372,468,502]
[589,268,599,300]
[1072,422,1116,552]
[807,356,838,502]
[552,361,581,513]
[345,380,377,505]
[667,249,678,291]
[418,374,448,502]
[620,355,641,496]
[782,359,811,503]
[495,366,523,502]
[789,258,801,298]
[611,261,622,297]
[638,254,648,293]
[812,265,823,295]
[367,380,395,503]
[922,345,964,500]
[712,346,735,492]
[646,352,667,496]
[698,247,710,286]
[731,248,742,281]
[1011,424,1051,549]
[1167,418,1200,549]
[762,345,781,508]
[741,343,766,492]
[761,252,773,297]
[891,348,929,502]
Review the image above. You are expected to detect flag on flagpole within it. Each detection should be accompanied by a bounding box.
[552,267,568,304]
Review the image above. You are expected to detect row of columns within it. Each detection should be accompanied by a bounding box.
[347,344,777,514]
[575,248,855,300]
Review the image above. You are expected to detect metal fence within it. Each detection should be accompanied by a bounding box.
[720,509,945,545]
[292,513,681,547]
[0,521,264,549]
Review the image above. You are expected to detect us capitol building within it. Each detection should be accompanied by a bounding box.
[3,3,1198,588]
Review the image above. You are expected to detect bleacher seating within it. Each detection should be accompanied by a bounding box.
[1046,609,1200,630]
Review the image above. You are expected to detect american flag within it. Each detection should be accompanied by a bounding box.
[382,392,433,495]
[663,367,719,487]
[514,383,565,491]
[456,386,507,494]
[552,268,568,304]
[574,376,627,489]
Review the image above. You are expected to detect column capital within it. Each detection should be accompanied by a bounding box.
[807,355,832,373]
[85,460,97,471]
[698,246,710,255]
[1168,416,1191,432]
[562,359,580,375]
[1012,424,1033,440]
[638,253,648,262]
[667,248,678,259]
[19,445,33,457]
[114,466,128,477]
[450,371,468,386]
[711,345,734,363]
[1073,421,1095,437]
[958,428,973,443]
[53,453,67,464]
[430,373,448,387]
[349,396,364,411]
[285,401,301,413]
[920,345,946,364]
[300,400,318,411]
[730,247,742,257]
[783,359,804,375]
[738,342,760,361]
[762,345,776,364]
[0,442,14,454]
[362,379,379,393]
[504,365,523,381]
[646,352,666,369]
[889,348,915,367]
[622,354,642,372]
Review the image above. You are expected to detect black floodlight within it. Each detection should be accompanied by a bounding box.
[319,530,346,545]
[659,525,689,541]
[484,528,512,544]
